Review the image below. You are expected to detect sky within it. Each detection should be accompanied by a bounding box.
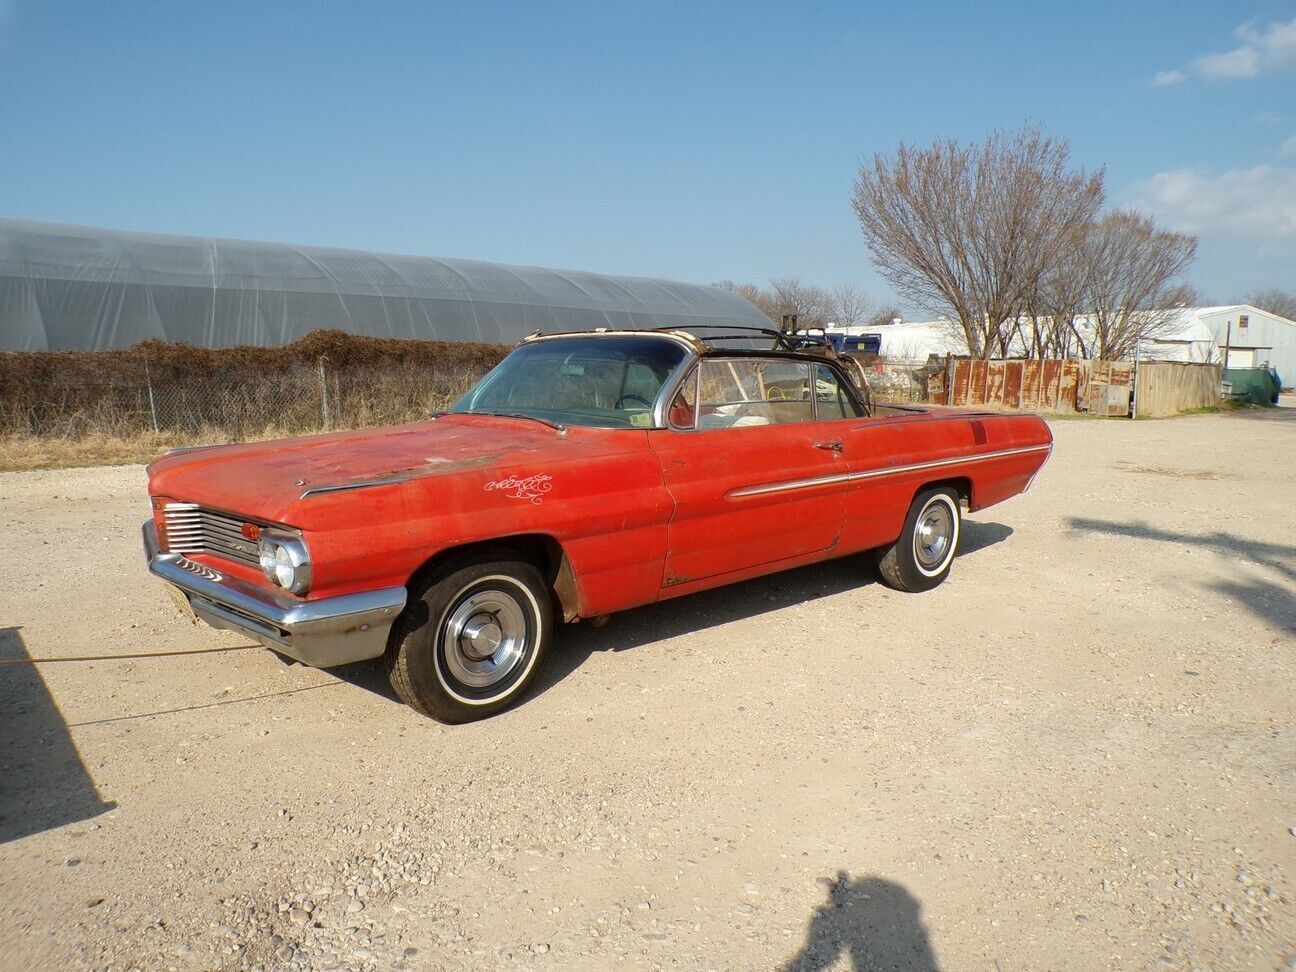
[1,1,1294,315]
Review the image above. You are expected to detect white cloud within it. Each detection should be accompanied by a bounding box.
[1283,136,1296,158]
[1155,17,1296,85]
[1130,165,1296,239]
[1196,45,1262,79]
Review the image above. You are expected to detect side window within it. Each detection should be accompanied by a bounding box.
[814,364,864,420]
[694,359,813,428]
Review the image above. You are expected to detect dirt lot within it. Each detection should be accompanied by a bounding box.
[1,410,1293,971]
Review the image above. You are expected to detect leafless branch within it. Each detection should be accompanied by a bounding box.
[852,126,1104,358]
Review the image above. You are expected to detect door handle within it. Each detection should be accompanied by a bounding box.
[813,440,844,453]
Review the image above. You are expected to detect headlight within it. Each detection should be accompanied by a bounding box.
[256,531,312,595]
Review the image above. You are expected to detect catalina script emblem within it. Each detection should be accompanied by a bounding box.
[485,474,553,505]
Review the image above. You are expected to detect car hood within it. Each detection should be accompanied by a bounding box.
[146,414,582,523]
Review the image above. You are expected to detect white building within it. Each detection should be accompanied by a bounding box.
[827,304,1296,387]
[1178,305,1296,382]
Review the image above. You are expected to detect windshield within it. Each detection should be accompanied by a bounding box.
[450,335,688,429]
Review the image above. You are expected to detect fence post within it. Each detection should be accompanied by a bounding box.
[145,363,160,434]
[1132,340,1140,420]
[320,359,330,430]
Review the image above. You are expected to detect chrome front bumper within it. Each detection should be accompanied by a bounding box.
[142,521,407,668]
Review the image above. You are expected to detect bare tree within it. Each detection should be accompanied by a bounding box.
[825,283,873,327]
[1247,288,1296,320]
[713,281,780,324]
[1075,211,1196,359]
[866,305,903,328]
[716,279,880,331]
[1019,223,1091,358]
[852,126,1104,358]
[1157,283,1201,311]
[768,277,834,329]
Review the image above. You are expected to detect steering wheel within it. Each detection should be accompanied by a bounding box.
[616,393,652,409]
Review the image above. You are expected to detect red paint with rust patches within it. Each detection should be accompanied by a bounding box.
[147,406,1051,618]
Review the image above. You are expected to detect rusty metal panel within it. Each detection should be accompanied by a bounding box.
[934,356,1139,413]
[1084,359,1111,415]
[1055,360,1076,411]
[1106,362,1133,416]
[1081,359,1133,417]
[1073,360,1091,412]
[1084,383,1102,415]
[1002,361,1024,408]
[950,358,971,406]
[983,361,1005,405]
[1041,360,1061,410]
[926,368,946,404]
[1023,359,1045,409]
[959,362,974,404]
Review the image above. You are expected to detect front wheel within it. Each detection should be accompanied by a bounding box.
[385,553,552,723]
[876,487,961,592]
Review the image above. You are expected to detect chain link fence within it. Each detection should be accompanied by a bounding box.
[856,360,935,404]
[0,332,508,446]
[2,337,938,449]
[1,360,485,440]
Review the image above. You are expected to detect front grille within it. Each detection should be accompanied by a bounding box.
[163,503,261,567]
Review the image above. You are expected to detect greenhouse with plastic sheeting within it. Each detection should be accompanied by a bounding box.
[0,218,767,351]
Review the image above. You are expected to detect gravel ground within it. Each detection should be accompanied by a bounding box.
[1,409,1293,971]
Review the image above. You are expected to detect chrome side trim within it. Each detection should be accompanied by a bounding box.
[300,477,409,499]
[727,444,1053,499]
[522,329,700,355]
[730,472,855,497]
[652,347,702,430]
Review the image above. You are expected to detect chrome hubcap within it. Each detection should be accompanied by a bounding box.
[444,589,527,688]
[914,503,953,569]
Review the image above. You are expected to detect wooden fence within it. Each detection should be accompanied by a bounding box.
[1134,362,1221,418]
[925,357,1219,417]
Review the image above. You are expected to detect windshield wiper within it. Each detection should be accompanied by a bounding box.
[459,410,569,434]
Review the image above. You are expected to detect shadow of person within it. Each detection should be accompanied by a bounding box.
[782,872,939,972]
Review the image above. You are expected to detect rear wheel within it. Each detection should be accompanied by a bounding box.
[876,487,961,592]
[386,552,552,723]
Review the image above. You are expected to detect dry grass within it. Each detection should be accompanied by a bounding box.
[1,430,218,471]
[0,330,504,437]
[0,426,357,472]
[0,331,500,469]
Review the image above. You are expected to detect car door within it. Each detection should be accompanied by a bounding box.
[808,360,909,552]
[648,355,850,589]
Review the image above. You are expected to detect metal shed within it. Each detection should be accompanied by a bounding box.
[0,218,767,351]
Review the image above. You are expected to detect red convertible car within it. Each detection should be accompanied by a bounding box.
[143,327,1051,722]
